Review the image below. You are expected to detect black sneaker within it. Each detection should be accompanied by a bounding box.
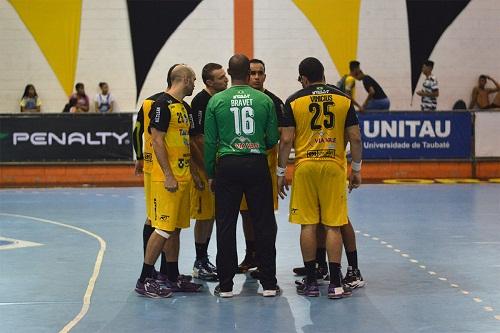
[214,285,233,298]
[236,252,258,273]
[193,258,218,281]
[343,266,365,289]
[295,278,320,297]
[293,265,328,279]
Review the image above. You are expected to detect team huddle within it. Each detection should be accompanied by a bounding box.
[132,55,364,299]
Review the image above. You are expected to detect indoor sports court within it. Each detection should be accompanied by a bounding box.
[1,0,500,332]
[1,184,500,332]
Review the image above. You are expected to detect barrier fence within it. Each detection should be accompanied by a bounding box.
[1,110,498,163]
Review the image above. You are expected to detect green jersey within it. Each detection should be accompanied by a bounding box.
[204,85,279,178]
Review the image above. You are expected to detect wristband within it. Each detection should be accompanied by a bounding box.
[277,166,286,177]
[351,161,362,172]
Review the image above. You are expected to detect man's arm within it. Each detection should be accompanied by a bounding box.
[277,127,294,199]
[203,100,218,181]
[190,135,205,172]
[362,86,375,108]
[345,124,362,192]
[265,100,279,150]
[469,87,479,109]
[132,107,144,175]
[151,127,178,191]
[487,76,500,93]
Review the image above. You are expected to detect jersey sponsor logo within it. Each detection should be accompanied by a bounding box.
[234,142,260,149]
[12,131,129,146]
[363,120,450,138]
[154,107,161,123]
[306,149,335,158]
[314,137,336,144]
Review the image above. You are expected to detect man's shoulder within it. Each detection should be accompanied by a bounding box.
[146,92,164,102]
[264,89,284,105]
[192,89,210,102]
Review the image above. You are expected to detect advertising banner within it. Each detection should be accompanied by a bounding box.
[0,113,133,162]
[358,111,472,160]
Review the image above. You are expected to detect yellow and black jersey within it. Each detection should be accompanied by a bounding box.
[148,92,192,182]
[282,83,359,167]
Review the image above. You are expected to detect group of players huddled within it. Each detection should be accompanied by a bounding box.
[132,55,364,299]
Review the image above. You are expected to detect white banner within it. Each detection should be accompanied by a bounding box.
[475,112,500,157]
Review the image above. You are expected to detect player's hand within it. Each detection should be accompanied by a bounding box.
[208,179,216,193]
[416,90,423,96]
[278,175,289,199]
[348,171,361,193]
[192,172,205,191]
[164,175,178,193]
[358,106,365,113]
[134,160,144,176]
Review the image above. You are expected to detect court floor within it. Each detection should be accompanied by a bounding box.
[1,184,500,333]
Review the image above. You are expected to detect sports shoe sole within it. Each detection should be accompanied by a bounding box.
[135,288,172,298]
[215,291,234,298]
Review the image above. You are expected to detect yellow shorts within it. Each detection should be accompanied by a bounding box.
[190,174,215,220]
[151,181,191,232]
[144,172,152,220]
[289,161,348,227]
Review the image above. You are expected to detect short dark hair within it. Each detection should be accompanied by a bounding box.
[75,82,84,90]
[22,84,37,98]
[249,59,265,72]
[98,82,107,88]
[201,63,223,84]
[299,57,324,82]
[167,63,180,88]
[228,54,250,81]
[424,60,434,68]
[349,60,360,71]
[479,74,487,80]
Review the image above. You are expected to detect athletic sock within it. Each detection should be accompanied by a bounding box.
[204,237,211,254]
[195,242,207,261]
[142,224,155,256]
[304,260,317,284]
[316,247,327,269]
[160,252,168,275]
[139,263,155,283]
[329,262,342,287]
[346,250,358,270]
[166,262,180,282]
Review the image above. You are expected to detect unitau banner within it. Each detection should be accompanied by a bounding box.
[0,113,133,162]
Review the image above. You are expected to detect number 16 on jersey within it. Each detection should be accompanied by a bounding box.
[230,106,255,136]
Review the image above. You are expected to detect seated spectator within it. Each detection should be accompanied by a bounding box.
[416,60,439,111]
[469,75,500,109]
[20,84,41,113]
[94,82,115,113]
[69,82,89,113]
[352,62,390,110]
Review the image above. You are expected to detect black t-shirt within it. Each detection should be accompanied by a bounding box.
[362,75,387,99]
[189,89,211,136]
[263,89,285,127]
[149,92,193,135]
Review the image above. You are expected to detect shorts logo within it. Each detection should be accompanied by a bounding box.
[144,153,152,162]
[160,215,169,221]
[291,208,299,215]
[306,149,335,158]
[178,158,185,168]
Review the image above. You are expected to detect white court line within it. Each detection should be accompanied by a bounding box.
[0,213,106,333]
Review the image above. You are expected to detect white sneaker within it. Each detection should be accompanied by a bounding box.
[214,285,233,298]
[263,285,281,297]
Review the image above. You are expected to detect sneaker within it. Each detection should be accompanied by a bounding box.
[156,272,192,285]
[236,252,258,273]
[292,266,307,276]
[204,256,217,272]
[343,267,365,289]
[328,284,352,299]
[193,258,218,281]
[214,285,233,298]
[164,278,202,292]
[295,278,320,297]
[292,266,328,279]
[263,285,281,297]
[135,278,172,298]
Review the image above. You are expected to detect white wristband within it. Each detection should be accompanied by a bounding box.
[277,166,286,177]
[351,161,362,172]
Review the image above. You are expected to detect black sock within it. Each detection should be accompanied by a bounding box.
[166,262,179,282]
[245,240,256,254]
[195,242,207,260]
[346,250,358,270]
[142,224,155,256]
[316,248,327,268]
[304,260,317,283]
[160,252,168,275]
[329,262,342,287]
[139,263,155,283]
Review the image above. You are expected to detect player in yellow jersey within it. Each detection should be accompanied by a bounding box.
[237,59,285,276]
[135,65,203,298]
[336,61,363,112]
[278,57,362,299]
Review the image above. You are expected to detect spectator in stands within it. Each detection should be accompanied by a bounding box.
[416,60,439,111]
[469,75,500,109]
[352,62,390,110]
[337,61,363,111]
[69,82,90,113]
[94,82,115,113]
[20,84,41,113]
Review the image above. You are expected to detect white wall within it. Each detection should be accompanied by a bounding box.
[0,0,499,113]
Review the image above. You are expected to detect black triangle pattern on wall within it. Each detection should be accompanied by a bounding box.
[406,0,470,96]
[127,0,202,102]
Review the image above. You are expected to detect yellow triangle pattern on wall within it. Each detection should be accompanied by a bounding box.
[293,0,361,76]
[9,0,82,96]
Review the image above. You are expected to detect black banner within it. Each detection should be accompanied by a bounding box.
[0,113,133,162]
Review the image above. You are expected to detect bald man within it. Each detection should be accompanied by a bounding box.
[135,65,204,298]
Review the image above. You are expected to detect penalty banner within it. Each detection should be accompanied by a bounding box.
[358,111,472,160]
